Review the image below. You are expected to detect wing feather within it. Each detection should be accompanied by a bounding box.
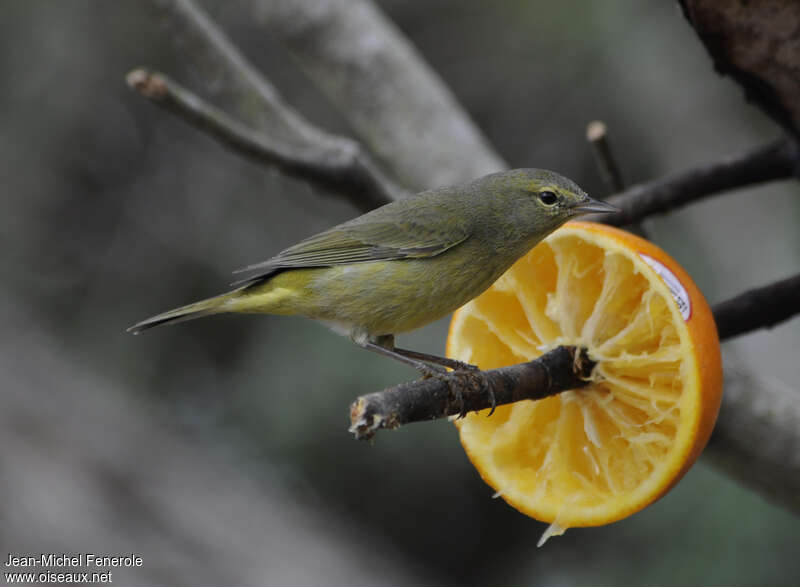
[232,192,471,286]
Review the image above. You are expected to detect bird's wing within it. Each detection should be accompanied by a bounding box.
[232,196,471,285]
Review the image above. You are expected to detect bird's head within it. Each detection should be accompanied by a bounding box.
[478,168,617,236]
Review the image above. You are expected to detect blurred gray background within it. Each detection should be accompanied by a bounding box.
[1,1,797,585]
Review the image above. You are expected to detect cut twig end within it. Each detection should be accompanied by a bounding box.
[586,120,608,142]
[349,397,397,440]
[126,68,167,100]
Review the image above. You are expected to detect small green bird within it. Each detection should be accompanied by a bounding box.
[129,169,616,372]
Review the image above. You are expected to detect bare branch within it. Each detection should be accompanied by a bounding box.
[585,120,648,238]
[251,0,505,190]
[127,68,399,211]
[350,274,800,439]
[593,138,798,226]
[350,347,593,440]
[712,272,800,340]
[586,121,625,194]
[139,0,406,211]
[680,0,800,138]
[145,0,322,143]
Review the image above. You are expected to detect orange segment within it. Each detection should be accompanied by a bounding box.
[447,222,722,540]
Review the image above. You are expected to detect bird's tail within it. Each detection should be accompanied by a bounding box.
[127,291,239,334]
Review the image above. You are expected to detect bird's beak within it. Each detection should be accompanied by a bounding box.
[572,197,619,214]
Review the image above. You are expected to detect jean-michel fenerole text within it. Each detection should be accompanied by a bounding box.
[4,553,143,568]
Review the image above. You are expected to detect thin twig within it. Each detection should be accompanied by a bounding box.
[127,69,399,211]
[586,121,625,193]
[586,138,799,226]
[585,120,648,237]
[350,273,800,439]
[350,347,593,440]
[145,0,289,132]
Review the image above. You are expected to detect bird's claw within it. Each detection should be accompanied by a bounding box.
[415,362,493,419]
[452,360,480,372]
[417,363,448,378]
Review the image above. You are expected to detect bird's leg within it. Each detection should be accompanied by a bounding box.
[391,347,479,372]
[356,334,446,377]
[355,335,493,418]
[388,346,493,416]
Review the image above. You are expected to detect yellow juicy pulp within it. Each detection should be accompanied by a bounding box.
[454,231,696,525]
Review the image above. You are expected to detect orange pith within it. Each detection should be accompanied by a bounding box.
[447,221,722,534]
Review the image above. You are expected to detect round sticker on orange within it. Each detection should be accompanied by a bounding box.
[639,253,691,320]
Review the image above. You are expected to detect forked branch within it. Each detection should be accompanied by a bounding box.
[137,0,405,212]
[127,68,400,211]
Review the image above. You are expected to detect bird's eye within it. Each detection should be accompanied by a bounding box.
[538,191,558,206]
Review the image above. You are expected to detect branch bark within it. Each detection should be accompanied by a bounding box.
[350,347,593,440]
[712,273,800,340]
[680,0,800,138]
[593,138,799,226]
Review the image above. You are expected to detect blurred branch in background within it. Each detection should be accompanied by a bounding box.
[133,0,800,515]
[706,354,800,515]
[250,0,505,190]
[141,0,405,211]
[127,68,399,211]
[713,273,800,341]
[600,138,799,227]
[586,121,626,194]
[585,120,647,237]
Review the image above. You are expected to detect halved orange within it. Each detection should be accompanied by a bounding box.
[447,221,722,543]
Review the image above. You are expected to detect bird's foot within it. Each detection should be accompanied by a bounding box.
[452,368,496,418]
[448,359,481,372]
[425,367,493,420]
[416,363,448,378]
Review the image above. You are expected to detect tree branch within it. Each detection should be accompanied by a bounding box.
[350,347,593,440]
[139,0,405,211]
[250,0,505,190]
[351,273,800,439]
[590,138,799,226]
[586,120,648,238]
[679,0,800,138]
[586,121,626,194]
[127,68,399,211]
[713,273,800,340]
[705,354,800,514]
